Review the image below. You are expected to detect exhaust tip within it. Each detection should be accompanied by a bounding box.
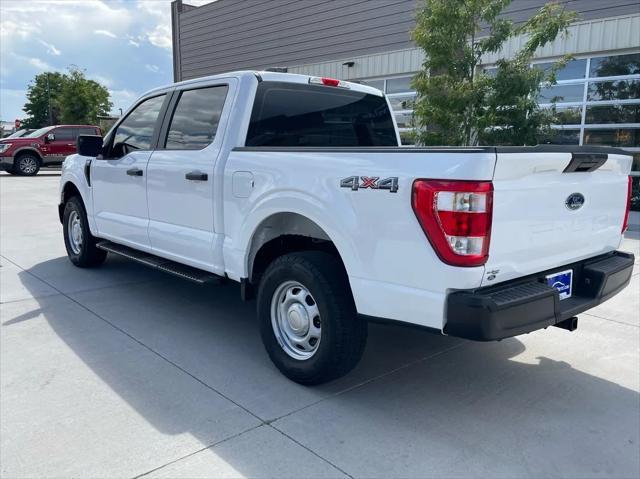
[554,316,578,332]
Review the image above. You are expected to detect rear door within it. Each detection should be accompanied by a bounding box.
[146,81,233,272]
[486,147,633,286]
[91,93,169,250]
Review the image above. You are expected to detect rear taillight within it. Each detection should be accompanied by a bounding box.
[622,175,633,233]
[412,180,493,267]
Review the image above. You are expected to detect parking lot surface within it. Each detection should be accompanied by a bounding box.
[1,172,639,478]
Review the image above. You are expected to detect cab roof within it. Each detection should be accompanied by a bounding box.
[145,70,383,98]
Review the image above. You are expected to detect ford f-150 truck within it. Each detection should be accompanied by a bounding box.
[58,71,635,384]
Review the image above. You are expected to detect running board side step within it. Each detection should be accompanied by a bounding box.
[96,240,222,284]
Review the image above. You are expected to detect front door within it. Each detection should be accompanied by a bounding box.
[42,127,76,164]
[91,94,169,250]
[146,82,231,272]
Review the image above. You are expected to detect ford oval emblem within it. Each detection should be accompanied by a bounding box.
[565,192,585,211]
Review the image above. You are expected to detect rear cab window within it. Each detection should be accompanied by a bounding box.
[246,81,398,147]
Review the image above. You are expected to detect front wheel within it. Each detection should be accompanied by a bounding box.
[14,154,40,176]
[257,251,367,385]
[63,196,107,267]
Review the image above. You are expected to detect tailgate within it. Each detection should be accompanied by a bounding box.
[485,146,632,286]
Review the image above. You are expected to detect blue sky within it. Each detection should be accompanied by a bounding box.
[0,0,209,122]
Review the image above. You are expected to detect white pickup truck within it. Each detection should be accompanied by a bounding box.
[59,71,635,384]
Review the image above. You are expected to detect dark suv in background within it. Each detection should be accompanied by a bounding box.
[0,125,101,176]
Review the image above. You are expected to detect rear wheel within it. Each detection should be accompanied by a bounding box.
[15,154,40,176]
[257,251,367,385]
[63,196,107,267]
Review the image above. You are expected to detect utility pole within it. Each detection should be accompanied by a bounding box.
[46,73,53,126]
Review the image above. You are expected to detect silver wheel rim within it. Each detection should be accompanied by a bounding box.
[19,157,38,174]
[271,280,322,360]
[67,210,83,255]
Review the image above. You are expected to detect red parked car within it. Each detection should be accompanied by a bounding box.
[0,125,101,176]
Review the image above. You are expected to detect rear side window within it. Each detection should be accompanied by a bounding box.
[54,128,74,141]
[77,127,97,137]
[165,86,228,150]
[246,81,398,147]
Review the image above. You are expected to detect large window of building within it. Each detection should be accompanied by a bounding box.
[358,51,640,172]
[534,52,640,149]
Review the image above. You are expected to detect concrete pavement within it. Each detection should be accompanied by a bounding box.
[1,172,639,478]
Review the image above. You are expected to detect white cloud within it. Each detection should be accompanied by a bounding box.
[146,24,172,50]
[127,34,142,47]
[0,19,39,40]
[94,29,117,39]
[1,1,174,120]
[28,57,53,71]
[109,88,140,115]
[89,74,113,87]
[136,1,174,50]
[37,39,61,56]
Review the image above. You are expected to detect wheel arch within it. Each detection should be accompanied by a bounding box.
[245,211,356,294]
[13,147,43,163]
[58,180,84,223]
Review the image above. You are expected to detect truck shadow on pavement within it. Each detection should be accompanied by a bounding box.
[6,255,640,477]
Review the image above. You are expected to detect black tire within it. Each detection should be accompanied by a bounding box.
[257,251,367,385]
[63,196,107,267]
[14,153,41,176]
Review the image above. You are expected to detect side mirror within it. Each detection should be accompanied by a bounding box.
[77,135,103,157]
[45,133,55,143]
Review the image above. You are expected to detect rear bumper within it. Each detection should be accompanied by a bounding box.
[445,251,634,341]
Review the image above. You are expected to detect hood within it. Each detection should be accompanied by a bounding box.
[0,137,39,145]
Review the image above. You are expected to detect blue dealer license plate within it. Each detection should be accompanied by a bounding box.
[546,269,573,300]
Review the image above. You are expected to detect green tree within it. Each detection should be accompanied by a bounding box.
[411,0,577,146]
[21,67,112,128]
[59,67,112,125]
[21,72,66,128]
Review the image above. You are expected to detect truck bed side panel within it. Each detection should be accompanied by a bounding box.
[223,148,497,329]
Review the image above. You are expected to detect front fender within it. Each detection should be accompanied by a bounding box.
[12,146,42,161]
[59,155,96,234]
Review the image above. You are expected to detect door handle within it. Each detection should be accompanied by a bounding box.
[126,168,143,176]
[185,171,208,181]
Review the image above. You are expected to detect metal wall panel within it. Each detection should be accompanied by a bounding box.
[482,13,640,64]
[173,0,640,81]
[174,0,420,81]
[288,13,640,80]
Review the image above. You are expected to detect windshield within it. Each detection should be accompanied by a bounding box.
[6,129,28,139]
[25,126,55,138]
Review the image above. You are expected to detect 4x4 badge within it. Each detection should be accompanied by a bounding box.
[340,176,398,193]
